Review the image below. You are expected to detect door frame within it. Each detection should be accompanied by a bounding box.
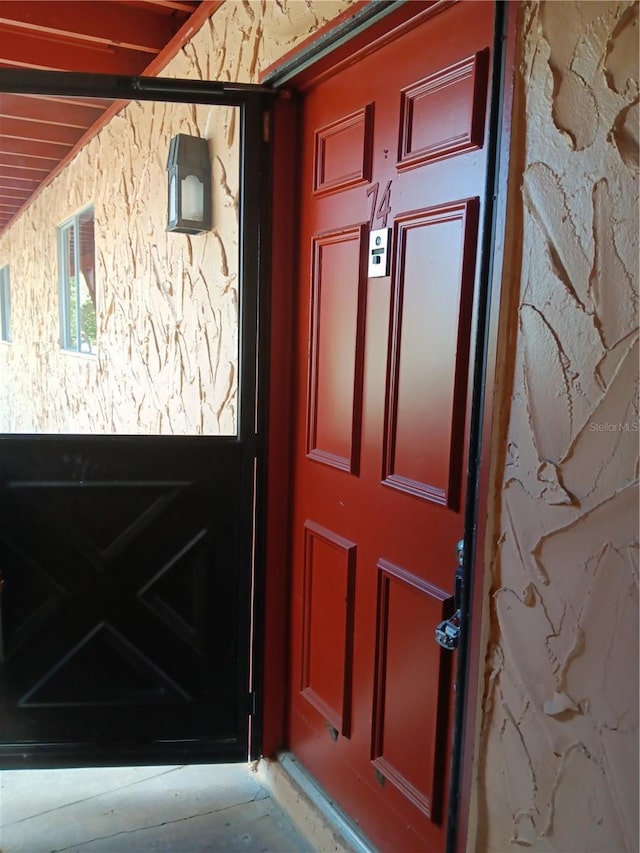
[261,2,519,850]
[0,68,274,765]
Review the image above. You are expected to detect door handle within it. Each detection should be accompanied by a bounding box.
[434,539,464,651]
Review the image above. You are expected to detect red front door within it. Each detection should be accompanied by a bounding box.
[288,3,495,850]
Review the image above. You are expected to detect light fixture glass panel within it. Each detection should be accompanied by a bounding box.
[181,174,204,221]
[169,173,177,222]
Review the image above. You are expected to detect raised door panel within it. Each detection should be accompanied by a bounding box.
[307,226,367,473]
[301,521,356,737]
[314,105,374,195]
[372,560,453,823]
[398,50,489,169]
[383,199,479,508]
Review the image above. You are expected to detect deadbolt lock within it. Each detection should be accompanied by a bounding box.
[435,539,465,651]
[435,609,461,650]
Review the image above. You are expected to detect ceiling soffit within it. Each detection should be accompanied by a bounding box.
[0,0,220,233]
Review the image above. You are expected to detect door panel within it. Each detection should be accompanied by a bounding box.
[288,4,494,850]
[0,439,252,765]
[384,199,479,507]
[300,521,356,738]
[371,560,452,823]
[307,225,367,473]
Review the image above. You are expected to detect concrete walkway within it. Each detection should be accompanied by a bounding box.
[0,763,314,853]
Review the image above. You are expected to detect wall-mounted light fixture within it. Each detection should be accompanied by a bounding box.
[166,134,212,234]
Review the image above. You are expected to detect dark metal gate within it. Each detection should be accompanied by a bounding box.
[0,71,272,768]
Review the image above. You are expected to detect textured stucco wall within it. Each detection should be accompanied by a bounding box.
[0,0,353,434]
[475,2,639,851]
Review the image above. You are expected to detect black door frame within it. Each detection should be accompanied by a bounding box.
[0,68,274,765]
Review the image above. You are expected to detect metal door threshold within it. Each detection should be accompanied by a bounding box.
[257,751,376,853]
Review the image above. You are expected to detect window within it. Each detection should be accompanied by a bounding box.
[0,265,10,342]
[59,207,96,353]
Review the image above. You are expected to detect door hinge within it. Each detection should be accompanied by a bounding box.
[248,691,257,716]
[263,111,270,143]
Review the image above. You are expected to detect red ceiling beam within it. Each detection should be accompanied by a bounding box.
[41,94,114,109]
[0,175,46,192]
[0,152,59,170]
[129,0,198,14]
[0,165,48,180]
[0,176,41,190]
[0,93,105,127]
[0,137,70,158]
[0,166,39,183]
[0,195,32,206]
[0,187,33,198]
[0,172,41,184]
[0,172,47,187]
[142,0,222,75]
[0,117,83,146]
[0,29,153,76]
[0,1,183,54]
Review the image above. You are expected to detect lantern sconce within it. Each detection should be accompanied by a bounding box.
[166,134,212,235]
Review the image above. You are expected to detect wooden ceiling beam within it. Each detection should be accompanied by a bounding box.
[0,162,49,176]
[0,172,41,185]
[4,170,40,183]
[0,136,71,159]
[0,29,153,76]
[0,1,183,54]
[0,152,60,169]
[0,167,41,180]
[0,199,34,211]
[0,192,33,204]
[125,0,198,14]
[0,182,33,193]
[0,93,106,127]
[142,0,223,76]
[0,176,41,190]
[1,177,47,193]
[0,117,83,146]
[36,94,115,109]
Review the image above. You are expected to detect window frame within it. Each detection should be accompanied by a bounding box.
[0,264,10,343]
[58,205,96,354]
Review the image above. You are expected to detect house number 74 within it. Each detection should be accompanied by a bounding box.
[367,180,392,229]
